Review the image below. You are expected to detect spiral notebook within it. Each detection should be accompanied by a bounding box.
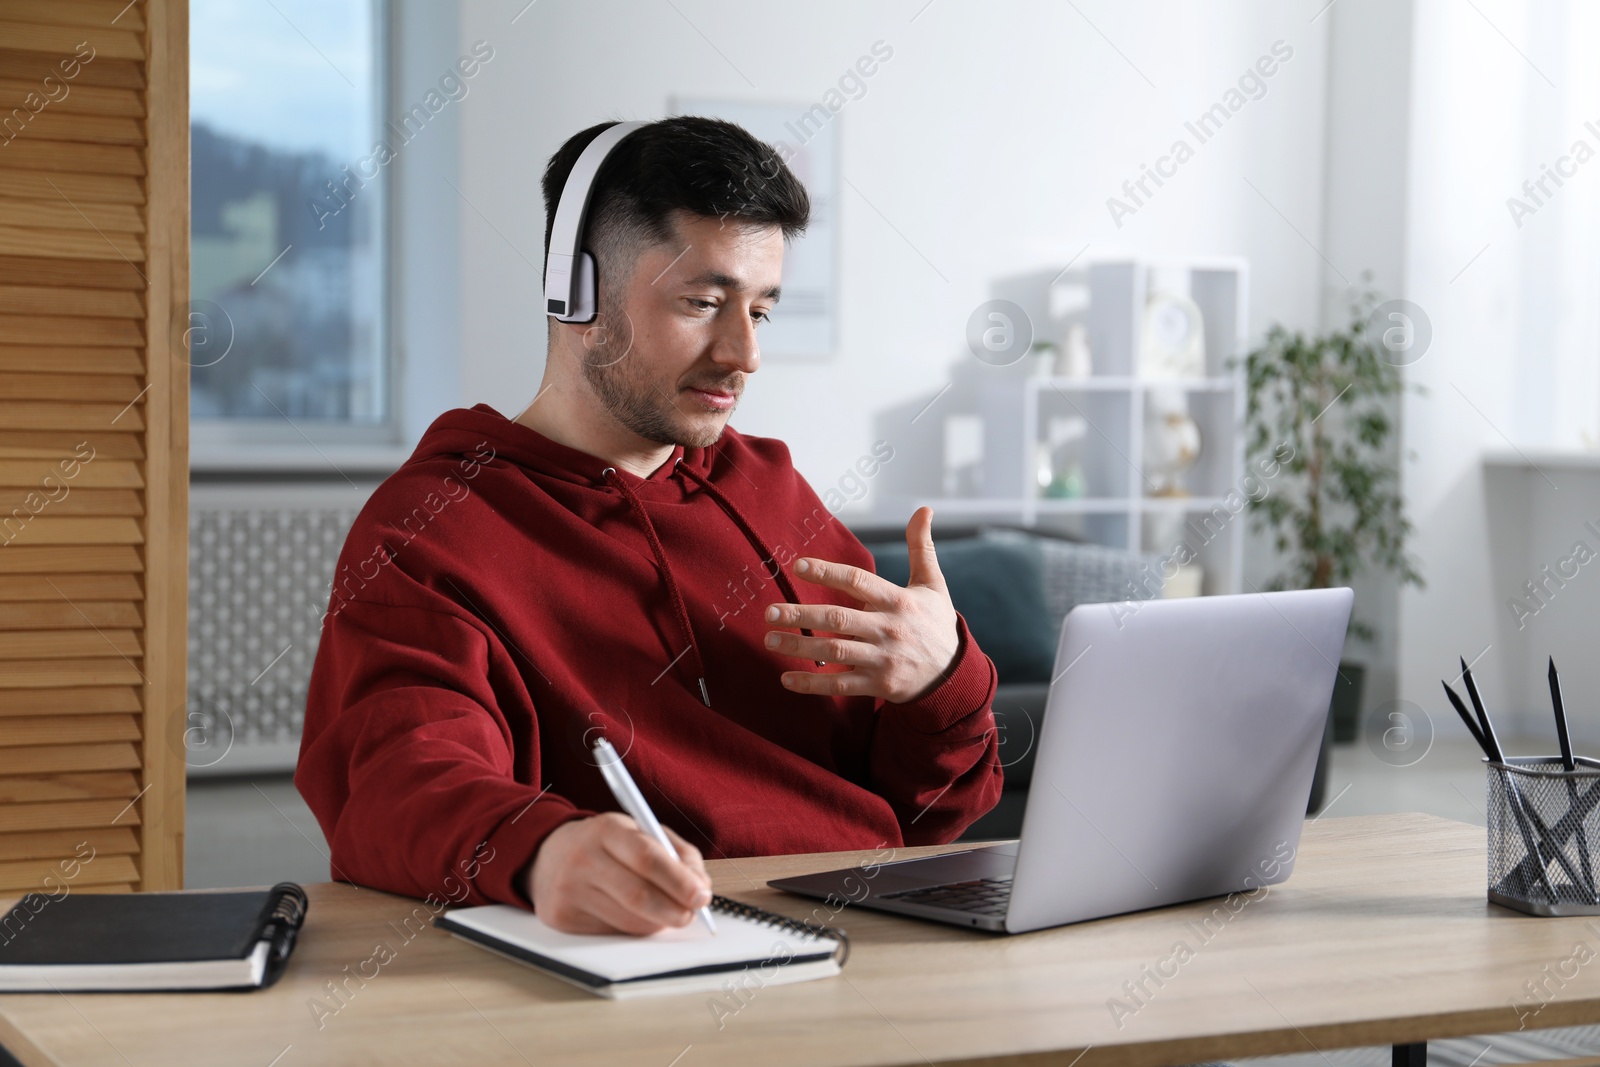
[434,895,848,999]
[0,882,307,992]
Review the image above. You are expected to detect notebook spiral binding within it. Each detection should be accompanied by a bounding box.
[710,894,850,965]
[260,882,310,967]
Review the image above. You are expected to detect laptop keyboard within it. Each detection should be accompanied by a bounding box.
[882,876,1013,916]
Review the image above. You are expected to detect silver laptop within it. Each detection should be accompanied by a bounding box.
[769,587,1353,934]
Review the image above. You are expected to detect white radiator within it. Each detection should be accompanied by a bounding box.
[187,482,378,776]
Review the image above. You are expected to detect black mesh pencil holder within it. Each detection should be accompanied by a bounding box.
[1487,756,1600,916]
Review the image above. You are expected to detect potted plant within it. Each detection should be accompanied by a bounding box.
[1241,285,1424,742]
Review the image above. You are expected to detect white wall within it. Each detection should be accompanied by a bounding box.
[1397,0,1520,729]
[1311,0,1414,712]
[392,0,466,446]
[1399,0,1600,738]
[447,0,1333,503]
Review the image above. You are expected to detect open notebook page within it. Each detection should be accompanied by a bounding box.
[437,903,838,983]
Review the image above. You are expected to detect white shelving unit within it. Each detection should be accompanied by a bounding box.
[928,257,1249,596]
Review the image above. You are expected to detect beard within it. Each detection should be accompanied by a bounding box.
[579,300,741,449]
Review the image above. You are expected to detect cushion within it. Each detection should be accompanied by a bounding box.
[862,536,1057,685]
[979,527,1157,623]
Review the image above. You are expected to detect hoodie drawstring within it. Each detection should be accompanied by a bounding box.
[673,460,816,623]
[600,458,820,709]
[601,467,713,707]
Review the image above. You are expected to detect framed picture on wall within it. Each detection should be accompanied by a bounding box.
[671,97,838,359]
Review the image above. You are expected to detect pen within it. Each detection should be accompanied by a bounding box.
[591,738,717,936]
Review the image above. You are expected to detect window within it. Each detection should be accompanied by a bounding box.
[189,0,389,441]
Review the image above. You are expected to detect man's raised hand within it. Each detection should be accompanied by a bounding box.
[763,506,960,703]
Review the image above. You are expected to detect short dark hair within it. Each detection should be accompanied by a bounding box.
[540,116,810,289]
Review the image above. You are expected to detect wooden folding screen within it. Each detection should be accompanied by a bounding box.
[0,0,187,892]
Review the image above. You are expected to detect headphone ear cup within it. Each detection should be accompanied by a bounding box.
[555,251,599,324]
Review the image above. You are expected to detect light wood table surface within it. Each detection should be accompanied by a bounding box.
[0,813,1597,1066]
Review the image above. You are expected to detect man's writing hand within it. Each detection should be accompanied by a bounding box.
[525,813,711,935]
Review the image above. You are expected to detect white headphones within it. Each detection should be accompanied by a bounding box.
[543,120,648,324]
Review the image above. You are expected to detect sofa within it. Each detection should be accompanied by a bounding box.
[849,523,1333,840]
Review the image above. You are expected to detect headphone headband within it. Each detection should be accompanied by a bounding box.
[544,120,648,323]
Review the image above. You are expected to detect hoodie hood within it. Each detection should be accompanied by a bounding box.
[406,402,701,488]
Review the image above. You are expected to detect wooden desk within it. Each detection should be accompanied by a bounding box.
[0,813,1597,1066]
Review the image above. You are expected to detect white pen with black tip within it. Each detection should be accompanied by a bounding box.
[591,737,718,936]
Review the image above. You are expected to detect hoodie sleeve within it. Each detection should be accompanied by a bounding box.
[295,582,591,910]
[740,433,1004,846]
[865,612,1004,845]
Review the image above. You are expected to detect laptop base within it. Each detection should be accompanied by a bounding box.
[769,843,1018,933]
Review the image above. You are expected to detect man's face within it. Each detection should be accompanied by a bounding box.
[579,211,785,449]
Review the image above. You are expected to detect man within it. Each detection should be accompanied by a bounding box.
[296,116,1001,936]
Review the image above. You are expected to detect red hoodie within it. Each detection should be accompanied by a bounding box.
[295,404,1002,909]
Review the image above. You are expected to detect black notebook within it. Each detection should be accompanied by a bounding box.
[435,894,848,999]
[0,882,307,992]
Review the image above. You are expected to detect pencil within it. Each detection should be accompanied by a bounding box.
[1548,658,1597,904]
[1459,661,1565,905]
